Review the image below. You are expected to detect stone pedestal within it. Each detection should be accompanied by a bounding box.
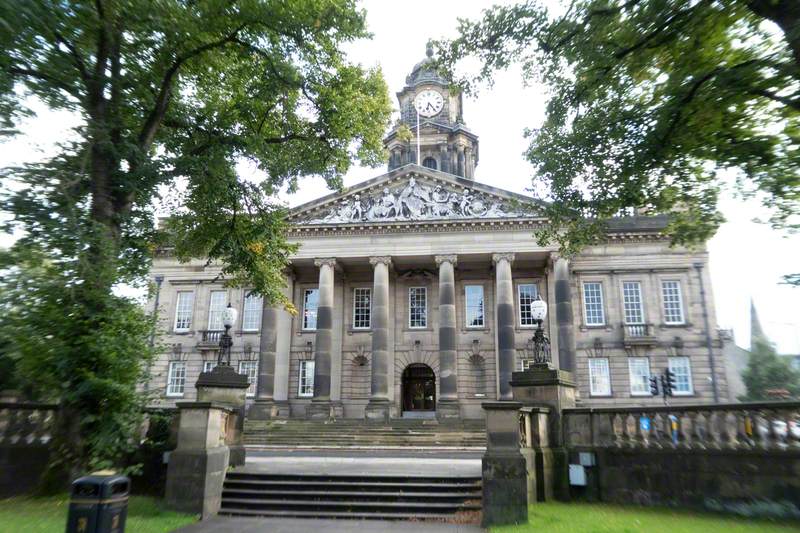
[195,365,249,467]
[306,400,334,420]
[511,363,576,499]
[166,402,232,519]
[364,399,391,422]
[436,399,461,422]
[248,399,289,420]
[481,401,528,528]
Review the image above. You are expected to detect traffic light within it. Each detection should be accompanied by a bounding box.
[649,375,659,396]
[661,370,675,397]
[665,369,677,395]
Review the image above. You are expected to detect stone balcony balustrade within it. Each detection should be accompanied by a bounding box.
[621,322,658,346]
[0,402,56,446]
[563,401,800,451]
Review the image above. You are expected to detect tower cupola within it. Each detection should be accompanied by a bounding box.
[384,43,479,179]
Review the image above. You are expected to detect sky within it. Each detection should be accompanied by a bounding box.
[1,0,798,353]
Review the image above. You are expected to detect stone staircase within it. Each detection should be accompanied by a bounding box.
[243,419,487,449]
[219,471,482,520]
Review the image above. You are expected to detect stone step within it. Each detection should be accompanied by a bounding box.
[220,471,482,521]
[222,489,482,499]
[243,419,487,448]
[216,508,462,521]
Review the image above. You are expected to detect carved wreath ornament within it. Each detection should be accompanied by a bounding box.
[300,177,525,224]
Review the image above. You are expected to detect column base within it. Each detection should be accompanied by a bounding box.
[331,401,344,419]
[248,400,290,420]
[306,400,333,420]
[437,399,461,422]
[364,399,391,423]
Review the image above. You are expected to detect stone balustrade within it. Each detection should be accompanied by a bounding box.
[0,402,57,446]
[563,401,800,451]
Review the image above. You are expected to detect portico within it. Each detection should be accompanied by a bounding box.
[251,228,566,420]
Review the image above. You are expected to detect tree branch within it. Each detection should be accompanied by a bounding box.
[748,88,800,112]
[52,30,90,84]
[137,23,247,150]
[6,66,78,97]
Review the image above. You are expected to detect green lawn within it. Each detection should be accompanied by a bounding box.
[492,503,800,533]
[0,494,197,533]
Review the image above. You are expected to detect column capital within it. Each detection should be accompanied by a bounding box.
[492,252,515,265]
[369,256,392,267]
[314,257,337,268]
[434,254,458,267]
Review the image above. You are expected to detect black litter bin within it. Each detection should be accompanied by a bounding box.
[65,474,130,533]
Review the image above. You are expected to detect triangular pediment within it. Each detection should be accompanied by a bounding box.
[288,164,545,226]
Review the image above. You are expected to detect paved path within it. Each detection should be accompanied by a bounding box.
[242,449,482,477]
[173,517,485,533]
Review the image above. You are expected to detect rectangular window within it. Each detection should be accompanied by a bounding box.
[242,292,263,331]
[207,290,228,330]
[203,361,217,373]
[588,358,611,396]
[582,282,605,326]
[518,283,540,326]
[238,360,258,397]
[465,285,485,328]
[302,289,319,330]
[173,291,194,332]
[668,357,693,395]
[298,360,315,397]
[166,361,186,397]
[408,287,427,328]
[628,357,651,396]
[661,281,685,324]
[622,281,644,324]
[352,288,372,329]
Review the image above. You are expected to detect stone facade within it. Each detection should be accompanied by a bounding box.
[144,48,729,418]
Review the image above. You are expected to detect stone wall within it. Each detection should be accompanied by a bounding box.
[563,401,800,517]
[574,447,800,516]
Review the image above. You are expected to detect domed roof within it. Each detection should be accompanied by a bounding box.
[405,42,448,87]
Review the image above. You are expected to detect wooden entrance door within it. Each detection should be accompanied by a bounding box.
[401,364,436,411]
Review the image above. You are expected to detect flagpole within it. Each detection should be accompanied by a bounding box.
[416,107,421,165]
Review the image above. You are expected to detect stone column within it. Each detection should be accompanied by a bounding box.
[272,274,294,414]
[493,253,516,400]
[365,256,392,421]
[553,255,576,372]
[457,146,466,177]
[436,254,460,420]
[465,146,474,179]
[439,144,450,174]
[308,257,336,419]
[250,274,293,420]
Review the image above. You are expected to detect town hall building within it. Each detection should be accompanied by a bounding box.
[146,46,729,419]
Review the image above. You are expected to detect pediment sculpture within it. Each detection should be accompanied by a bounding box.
[297,178,528,224]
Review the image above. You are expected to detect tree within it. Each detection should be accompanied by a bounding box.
[437,0,799,254]
[0,0,391,475]
[740,337,800,401]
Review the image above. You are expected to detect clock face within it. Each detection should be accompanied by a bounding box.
[414,90,444,117]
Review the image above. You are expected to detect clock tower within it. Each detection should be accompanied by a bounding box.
[384,43,479,179]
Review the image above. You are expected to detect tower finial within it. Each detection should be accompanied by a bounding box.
[426,40,434,58]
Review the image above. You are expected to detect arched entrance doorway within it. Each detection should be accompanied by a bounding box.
[402,364,436,412]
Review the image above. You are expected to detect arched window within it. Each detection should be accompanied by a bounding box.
[422,157,437,170]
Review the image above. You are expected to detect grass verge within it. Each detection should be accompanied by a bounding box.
[492,502,800,533]
[0,494,197,533]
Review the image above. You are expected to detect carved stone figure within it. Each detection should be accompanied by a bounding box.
[352,194,363,221]
[303,177,525,224]
[399,178,432,218]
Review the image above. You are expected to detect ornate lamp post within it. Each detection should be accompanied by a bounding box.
[530,297,551,365]
[217,303,238,367]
